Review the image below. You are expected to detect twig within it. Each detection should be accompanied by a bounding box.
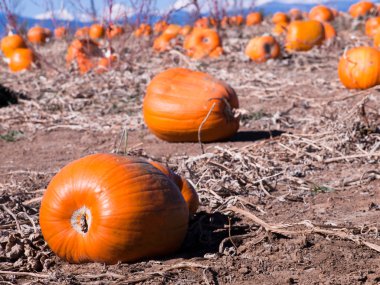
[198,102,216,154]
[1,204,22,235]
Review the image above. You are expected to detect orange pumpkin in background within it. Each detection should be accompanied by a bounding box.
[89,24,105,40]
[9,48,34,72]
[96,54,117,74]
[1,34,26,58]
[272,12,290,24]
[349,1,376,18]
[365,17,380,37]
[149,161,199,215]
[229,15,244,26]
[179,25,192,36]
[245,35,281,62]
[322,22,337,41]
[39,153,189,264]
[285,20,325,51]
[289,8,303,20]
[27,26,48,44]
[272,21,288,35]
[194,17,211,28]
[153,35,173,52]
[154,21,168,34]
[106,25,124,38]
[162,24,182,38]
[309,5,334,22]
[54,27,68,39]
[66,39,102,74]
[184,28,222,59]
[246,12,263,26]
[338,46,380,89]
[75,27,90,38]
[143,68,240,142]
[134,23,152,37]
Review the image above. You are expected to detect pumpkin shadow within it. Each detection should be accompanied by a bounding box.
[174,211,249,259]
[228,130,285,142]
[0,84,28,108]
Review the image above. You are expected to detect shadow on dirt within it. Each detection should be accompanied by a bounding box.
[0,84,28,108]
[229,130,285,142]
[176,211,250,259]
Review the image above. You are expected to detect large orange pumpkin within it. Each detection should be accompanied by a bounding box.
[245,35,281,62]
[149,161,199,215]
[285,20,325,51]
[246,12,263,26]
[39,153,189,264]
[322,22,337,41]
[143,68,240,142]
[183,28,222,59]
[365,17,380,37]
[338,46,380,89]
[9,48,34,72]
[349,1,376,18]
[89,24,105,40]
[27,26,48,44]
[308,5,334,22]
[1,34,26,58]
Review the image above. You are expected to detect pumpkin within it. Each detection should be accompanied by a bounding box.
[285,20,325,51]
[106,25,124,39]
[308,5,334,22]
[183,28,222,59]
[272,12,290,24]
[272,21,288,35]
[349,1,375,18]
[66,39,102,74]
[9,48,34,72]
[322,22,337,41]
[96,54,117,74]
[162,24,182,38]
[289,8,303,20]
[374,31,380,48]
[89,24,105,39]
[229,15,244,26]
[75,27,90,38]
[153,35,173,52]
[221,16,229,28]
[194,17,210,28]
[154,21,168,34]
[149,161,199,215]
[1,34,26,58]
[27,26,48,44]
[246,12,263,26]
[245,35,281,62]
[338,46,380,89]
[365,17,380,37]
[143,67,239,142]
[134,23,152,37]
[54,27,68,39]
[39,153,189,264]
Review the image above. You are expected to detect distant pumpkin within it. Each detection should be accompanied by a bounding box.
[285,20,325,51]
[9,48,34,72]
[89,24,105,40]
[1,34,26,58]
[106,25,124,39]
[143,68,240,142]
[365,17,380,37]
[134,23,152,37]
[308,5,334,22]
[322,22,337,41]
[246,12,263,26]
[272,12,290,24]
[245,35,281,62]
[349,1,375,18]
[75,27,90,38]
[27,26,48,44]
[184,28,222,59]
[54,27,68,39]
[338,46,380,89]
[289,8,303,20]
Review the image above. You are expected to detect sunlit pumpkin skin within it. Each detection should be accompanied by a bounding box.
[154,21,168,34]
[289,8,303,20]
[39,153,189,264]
[179,25,192,36]
[153,35,173,52]
[349,1,376,18]
[246,12,263,26]
[338,46,380,89]
[365,17,380,37]
[106,25,124,39]
[285,20,325,51]
[221,16,229,28]
[143,68,240,142]
[229,15,244,26]
[134,23,152,37]
[308,5,334,22]
[194,17,210,28]
[27,26,48,44]
[75,27,90,38]
[162,24,182,39]
[272,21,288,35]
[184,28,222,59]
[89,24,105,40]
[245,35,281,62]
[1,34,26,58]
[54,27,68,39]
[272,12,290,24]
[9,48,34,72]
[148,161,199,215]
[374,31,380,48]
[322,22,337,41]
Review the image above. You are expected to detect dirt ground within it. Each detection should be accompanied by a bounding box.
[1,14,380,284]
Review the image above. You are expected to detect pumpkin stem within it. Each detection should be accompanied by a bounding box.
[80,213,88,233]
[71,206,91,235]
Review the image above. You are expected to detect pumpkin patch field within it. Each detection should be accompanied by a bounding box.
[1,3,380,284]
